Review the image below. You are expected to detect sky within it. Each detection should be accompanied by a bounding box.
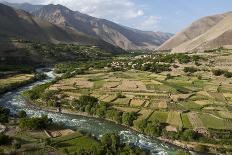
[2,0,232,33]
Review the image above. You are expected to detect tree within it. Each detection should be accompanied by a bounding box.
[122,112,137,126]
[224,71,232,78]
[18,110,27,118]
[79,96,98,106]
[183,67,198,73]
[0,134,11,146]
[0,107,10,123]
[181,129,198,141]
[136,119,147,132]
[144,123,160,137]
[175,150,190,155]
[212,69,225,76]
[96,105,107,117]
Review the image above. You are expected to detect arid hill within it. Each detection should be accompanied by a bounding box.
[158,12,232,53]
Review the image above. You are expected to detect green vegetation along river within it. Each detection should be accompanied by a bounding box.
[0,69,190,155]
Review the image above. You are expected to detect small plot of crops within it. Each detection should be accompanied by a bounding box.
[148,111,168,123]
[158,101,168,109]
[130,98,145,107]
[194,100,213,106]
[180,101,202,110]
[149,100,167,109]
[113,80,147,92]
[52,132,101,154]
[203,106,227,111]
[102,95,118,102]
[181,113,192,129]
[218,111,232,119]
[112,98,131,105]
[149,100,159,109]
[134,109,154,126]
[198,113,231,130]
[49,78,94,91]
[149,74,167,81]
[0,74,34,87]
[113,106,140,113]
[187,112,204,129]
[103,82,120,89]
[207,92,227,102]
[166,111,183,128]
[146,84,176,93]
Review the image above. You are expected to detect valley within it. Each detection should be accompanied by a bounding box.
[0,1,232,155]
[21,48,232,154]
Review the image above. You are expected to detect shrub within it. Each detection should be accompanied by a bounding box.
[0,134,11,146]
[18,110,27,118]
[183,67,198,73]
[0,107,10,123]
[19,115,53,130]
[224,71,232,78]
[212,69,225,76]
[122,112,137,126]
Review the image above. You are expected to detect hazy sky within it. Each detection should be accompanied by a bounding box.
[2,0,232,33]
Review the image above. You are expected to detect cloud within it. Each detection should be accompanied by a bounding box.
[137,16,161,31]
[32,0,145,21]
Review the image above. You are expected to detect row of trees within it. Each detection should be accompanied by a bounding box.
[74,133,147,155]
[73,96,138,126]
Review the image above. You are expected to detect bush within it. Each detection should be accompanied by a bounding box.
[122,112,137,126]
[0,134,11,146]
[19,115,53,130]
[175,150,190,155]
[183,67,198,73]
[0,107,10,123]
[224,71,232,78]
[12,141,21,150]
[18,110,27,118]
[181,129,198,141]
[212,69,225,76]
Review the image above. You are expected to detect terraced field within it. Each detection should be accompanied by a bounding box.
[39,51,232,142]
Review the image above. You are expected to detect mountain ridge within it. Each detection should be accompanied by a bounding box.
[2,2,173,50]
[158,12,232,53]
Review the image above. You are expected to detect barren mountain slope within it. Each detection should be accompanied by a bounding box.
[172,13,232,52]
[158,12,228,51]
[23,4,173,50]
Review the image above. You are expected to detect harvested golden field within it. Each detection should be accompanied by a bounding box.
[114,80,147,92]
[194,100,213,106]
[103,82,120,89]
[49,78,93,90]
[218,111,232,119]
[166,111,182,128]
[0,74,34,87]
[130,98,145,107]
[112,98,131,105]
[187,112,204,129]
[113,106,140,113]
[102,95,118,102]
[158,101,168,109]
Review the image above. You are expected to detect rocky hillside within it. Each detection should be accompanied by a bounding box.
[0,4,101,44]
[3,2,173,50]
[158,12,232,53]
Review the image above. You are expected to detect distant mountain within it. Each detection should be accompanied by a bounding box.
[0,4,124,54]
[3,2,173,50]
[158,12,232,53]
[1,1,43,13]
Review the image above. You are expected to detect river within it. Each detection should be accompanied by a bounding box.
[0,69,183,155]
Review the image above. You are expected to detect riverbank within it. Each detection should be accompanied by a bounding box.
[25,99,232,155]
[0,73,36,95]
[24,98,208,154]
